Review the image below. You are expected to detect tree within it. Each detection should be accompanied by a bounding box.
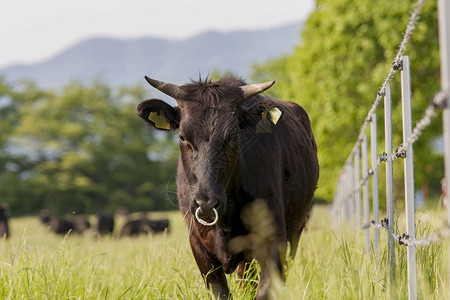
[0,79,179,215]
[252,0,442,201]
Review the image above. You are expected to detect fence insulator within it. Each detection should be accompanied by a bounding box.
[431,90,448,109]
[393,59,404,71]
[399,234,410,246]
[395,147,407,159]
[379,152,389,162]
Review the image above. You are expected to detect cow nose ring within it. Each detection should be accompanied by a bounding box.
[195,207,218,226]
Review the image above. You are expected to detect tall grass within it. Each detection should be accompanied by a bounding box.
[0,206,447,299]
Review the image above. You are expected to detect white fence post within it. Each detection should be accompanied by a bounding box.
[384,84,395,283]
[344,167,350,222]
[347,164,355,222]
[401,55,417,300]
[362,134,370,253]
[438,1,450,296]
[370,113,379,255]
[354,148,361,226]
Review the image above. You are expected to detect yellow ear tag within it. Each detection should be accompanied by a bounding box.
[256,111,273,134]
[148,111,171,130]
[269,107,282,125]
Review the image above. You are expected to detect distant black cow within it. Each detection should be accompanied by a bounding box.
[38,209,75,235]
[119,217,169,237]
[147,218,170,233]
[48,216,75,235]
[96,214,115,234]
[0,204,10,239]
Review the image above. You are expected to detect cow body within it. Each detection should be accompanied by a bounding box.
[49,217,74,235]
[137,76,319,299]
[0,204,10,239]
[96,213,115,235]
[38,209,78,235]
[119,218,169,237]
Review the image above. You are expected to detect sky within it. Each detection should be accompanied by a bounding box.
[0,0,315,69]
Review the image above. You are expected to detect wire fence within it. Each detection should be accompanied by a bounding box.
[362,219,450,247]
[342,0,427,168]
[331,0,450,299]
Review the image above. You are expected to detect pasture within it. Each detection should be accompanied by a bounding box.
[0,204,447,299]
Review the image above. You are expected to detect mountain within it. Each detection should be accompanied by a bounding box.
[0,22,302,88]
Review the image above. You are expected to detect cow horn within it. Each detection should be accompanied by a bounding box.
[241,80,275,100]
[145,76,183,99]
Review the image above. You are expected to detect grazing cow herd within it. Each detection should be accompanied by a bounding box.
[37,209,169,237]
[0,207,169,238]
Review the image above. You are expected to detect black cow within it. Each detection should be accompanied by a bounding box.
[38,209,75,235]
[49,216,74,235]
[96,213,115,235]
[137,75,319,299]
[0,204,10,239]
[147,218,170,233]
[119,216,169,237]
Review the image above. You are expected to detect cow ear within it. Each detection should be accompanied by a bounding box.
[137,99,180,131]
[238,106,283,133]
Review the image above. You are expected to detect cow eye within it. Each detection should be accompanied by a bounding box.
[179,135,186,143]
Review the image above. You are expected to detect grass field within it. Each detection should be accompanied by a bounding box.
[0,204,448,299]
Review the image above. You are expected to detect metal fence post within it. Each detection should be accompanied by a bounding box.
[438,1,450,295]
[362,134,370,253]
[343,168,350,222]
[384,84,395,283]
[347,163,355,222]
[370,113,379,254]
[354,148,362,226]
[401,55,417,300]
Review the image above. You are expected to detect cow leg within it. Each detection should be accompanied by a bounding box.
[205,266,229,299]
[256,251,280,300]
[236,261,246,288]
[289,223,306,261]
[289,234,300,261]
[189,235,230,299]
[255,241,287,300]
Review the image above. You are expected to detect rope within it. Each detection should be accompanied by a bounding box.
[337,89,448,204]
[388,90,448,161]
[362,218,450,247]
[344,0,428,167]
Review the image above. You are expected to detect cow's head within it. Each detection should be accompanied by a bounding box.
[137,76,274,224]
